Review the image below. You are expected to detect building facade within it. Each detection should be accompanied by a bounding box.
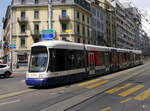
[3,0,92,68]
[90,0,106,46]
[140,30,150,57]
[126,7,142,50]
[4,0,49,67]
[3,6,11,64]
[52,0,92,44]
[114,2,134,49]
[101,0,116,47]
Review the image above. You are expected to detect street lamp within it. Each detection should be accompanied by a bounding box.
[48,0,52,29]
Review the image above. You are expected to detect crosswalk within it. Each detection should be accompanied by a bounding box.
[78,78,109,89]
[78,78,150,101]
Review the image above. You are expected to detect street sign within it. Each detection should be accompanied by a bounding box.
[65,29,72,33]
[42,33,54,40]
[42,29,55,34]
[41,29,55,41]
[8,44,16,49]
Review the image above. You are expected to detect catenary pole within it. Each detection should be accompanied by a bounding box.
[48,0,52,29]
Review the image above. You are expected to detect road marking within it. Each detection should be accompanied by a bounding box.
[86,80,109,89]
[20,80,25,83]
[142,105,147,108]
[118,85,144,97]
[134,88,150,101]
[0,89,35,100]
[120,98,132,103]
[105,83,133,94]
[100,106,112,111]
[0,99,20,106]
[78,78,102,86]
[50,93,58,95]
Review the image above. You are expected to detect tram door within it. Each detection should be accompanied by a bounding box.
[88,53,95,75]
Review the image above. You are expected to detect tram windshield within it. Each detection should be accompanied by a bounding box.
[29,46,48,72]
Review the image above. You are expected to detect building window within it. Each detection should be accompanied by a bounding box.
[35,0,39,4]
[20,37,26,48]
[34,10,39,19]
[82,14,85,21]
[17,53,28,64]
[21,0,26,4]
[20,24,26,33]
[21,11,26,19]
[77,11,80,19]
[82,26,85,35]
[34,23,39,34]
[33,38,40,43]
[62,23,67,32]
[87,17,90,24]
[77,24,80,34]
[61,9,67,16]
[87,28,89,37]
[61,0,66,3]
[77,38,80,43]
[62,36,67,41]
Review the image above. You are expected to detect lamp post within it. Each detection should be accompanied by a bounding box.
[48,0,52,29]
[10,6,13,71]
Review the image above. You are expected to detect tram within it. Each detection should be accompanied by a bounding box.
[26,40,143,86]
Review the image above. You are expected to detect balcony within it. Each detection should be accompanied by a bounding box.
[17,17,28,23]
[59,15,70,22]
[31,30,41,38]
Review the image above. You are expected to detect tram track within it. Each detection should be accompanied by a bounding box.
[0,62,147,101]
[0,62,148,111]
[40,62,150,111]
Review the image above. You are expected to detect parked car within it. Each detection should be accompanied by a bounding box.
[0,64,12,78]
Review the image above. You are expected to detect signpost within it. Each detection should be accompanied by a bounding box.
[41,29,55,41]
[8,44,16,49]
[65,29,72,33]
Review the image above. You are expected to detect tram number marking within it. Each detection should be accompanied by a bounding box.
[29,74,39,78]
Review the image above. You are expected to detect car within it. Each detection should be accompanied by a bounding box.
[0,64,12,78]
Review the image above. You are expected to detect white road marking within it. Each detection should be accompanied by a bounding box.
[142,105,147,109]
[20,80,25,83]
[50,93,58,95]
[59,90,65,93]
[0,99,20,106]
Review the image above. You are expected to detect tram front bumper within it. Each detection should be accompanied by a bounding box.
[25,78,48,86]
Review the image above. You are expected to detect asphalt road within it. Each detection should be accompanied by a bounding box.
[0,62,149,111]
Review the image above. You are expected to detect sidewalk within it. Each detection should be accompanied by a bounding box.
[12,66,28,74]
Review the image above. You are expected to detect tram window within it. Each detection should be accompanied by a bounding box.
[67,50,85,69]
[75,51,85,68]
[104,52,109,65]
[49,49,85,72]
[52,49,66,71]
[29,46,48,72]
[101,52,105,65]
[94,51,101,66]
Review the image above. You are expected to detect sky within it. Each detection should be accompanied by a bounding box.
[0,0,150,38]
[0,0,11,39]
[119,0,150,36]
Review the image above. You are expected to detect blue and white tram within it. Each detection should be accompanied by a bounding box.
[26,40,142,86]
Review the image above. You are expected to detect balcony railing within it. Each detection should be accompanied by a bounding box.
[59,15,70,22]
[17,17,28,23]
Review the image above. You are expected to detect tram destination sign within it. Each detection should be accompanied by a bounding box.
[41,29,55,41]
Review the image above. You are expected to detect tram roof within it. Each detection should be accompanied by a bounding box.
[32,41,142,53]
[85,44,110,51]
[32,40,110,51]
[117,48,130,52]
[131,50,142,54]
[32,40,85,50]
